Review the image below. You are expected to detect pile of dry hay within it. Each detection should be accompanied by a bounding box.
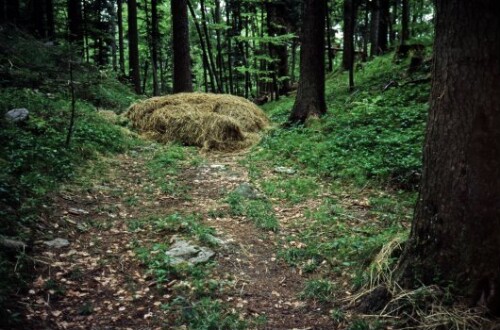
[126,93,270,151]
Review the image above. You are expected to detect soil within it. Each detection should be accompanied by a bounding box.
[11,145,336,330]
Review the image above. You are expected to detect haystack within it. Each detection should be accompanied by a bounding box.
[126,93,269,150]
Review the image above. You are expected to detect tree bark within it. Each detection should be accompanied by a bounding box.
[342,0,356,71]
[5,0,19,25]
[46,0,55,39]
[128,0,142,94]
[369,0,380,56]
[377,0,389,53]
[171,0,193,93]
[68,0,84,48]
[400,0,409,45]
[117,0,125,75]
[288,0,327,124]
[33,0,46,38]
[396,0,500,315]
[151,0,160,95]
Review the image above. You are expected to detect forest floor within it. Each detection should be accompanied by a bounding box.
[18,141,350,330]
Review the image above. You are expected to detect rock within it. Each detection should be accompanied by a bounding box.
[0,236,28,251]
[43,238,70,248]
[209,164,226,171]
[68,208,90,215]
[274,166,296,174]
[5,108,29,123]
[165,239,215,265]
[232,182,265,200]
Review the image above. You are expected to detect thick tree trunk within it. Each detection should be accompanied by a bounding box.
[46,0,55,39]
[128,0,142,94]
[0,0,5,24]
[5,0,19,25]
[396,0,500,314]
[68,0,84,47]
[369,0,380,57]
[288,0,327,124]
[400,0,409,45]
[342,0,356,71]
[171,0,193,93]
[33,0,46,38]
[377,0,389,53]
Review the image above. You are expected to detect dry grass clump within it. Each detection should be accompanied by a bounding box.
[345,235,494,330]
[126,93,269,151]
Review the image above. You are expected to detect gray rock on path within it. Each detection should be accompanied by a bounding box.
[5,108,29,123]
[165,239,215,265]
[43,238,70,248]
[274,166,296,174]
[232,182,266,200]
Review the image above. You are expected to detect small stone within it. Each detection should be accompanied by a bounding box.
[273,166,296,174]
[43,238,70,248]
[165,239,215,265]
[232,182,265,200]
[5,108,29,123]
[209,164,226,171]
[68,208,90,215]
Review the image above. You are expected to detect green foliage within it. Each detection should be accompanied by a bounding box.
[257,54,430,190]
[261,176,319,204]
[225,193,279,231]
[300,279,336,303]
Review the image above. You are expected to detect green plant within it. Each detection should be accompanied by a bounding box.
[300,279,336,303]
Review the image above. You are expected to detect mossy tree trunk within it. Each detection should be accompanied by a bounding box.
[288,0,327,124]
[396,0,500,314]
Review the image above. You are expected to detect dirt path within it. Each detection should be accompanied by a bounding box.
[18,144,334,330]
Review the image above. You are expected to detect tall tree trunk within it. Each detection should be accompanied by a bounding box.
[6,0,19,25]
[326,2,334,72]
[400,0,409,45]
[226,1,234,94]
[369,0,380,56]
[45,0,55,39]
[187,0,215,92]
[342,0,356,71]
[0,0,5,24]
[33,0,46,38]
[396,0,500,315]
[68,0,84,48]
[128,0,142,94]
[199,0,220,92]
[171,0,193,93]
[214,0,224,93]
[288,0,327,124]
[151,0,160,95]
[117,0,125,75]
[378,0,389,52]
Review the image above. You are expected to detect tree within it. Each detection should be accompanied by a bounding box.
[68,0,83,47]
[151,0,160,95]
[396,0,500,314]
[128,0,141,94]
[171,0,193,93]
[342,0,357,91]
[400,0,409,45]
[288,0,327,124]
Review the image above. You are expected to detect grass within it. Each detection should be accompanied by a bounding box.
[225,192,279,231]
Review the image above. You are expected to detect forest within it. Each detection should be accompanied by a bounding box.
[0,0,499,329]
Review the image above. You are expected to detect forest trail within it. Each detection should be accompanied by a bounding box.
[20,143,335,330]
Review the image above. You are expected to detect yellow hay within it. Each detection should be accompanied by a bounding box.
[126,93,269,151]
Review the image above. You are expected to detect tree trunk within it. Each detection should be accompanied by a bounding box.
[5,0,19,25]
[326,2,334,72]
[214,0,224,93]
[342,0,356,71]
[400,0,409,45]
[187,0,215,92]
[68,0,84,48]
[369,0,380,56]
[117,0,125,75]
[151,0,160,95]
[128,0,142,94]
[0,0,5,24]
[199,0,220,92]
[288,0,327,124]
[171,0,193,93]
[396,0,500,315]
[33,0,46,38]
[377,0,389,53]
[46,0,55,39]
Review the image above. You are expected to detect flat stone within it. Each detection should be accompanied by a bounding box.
[5,108,29,123]
[232,182,265,200]
[43,238,70,248]
[165,239,215,265]
[274,166,296,174]
[68,208,90,215]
